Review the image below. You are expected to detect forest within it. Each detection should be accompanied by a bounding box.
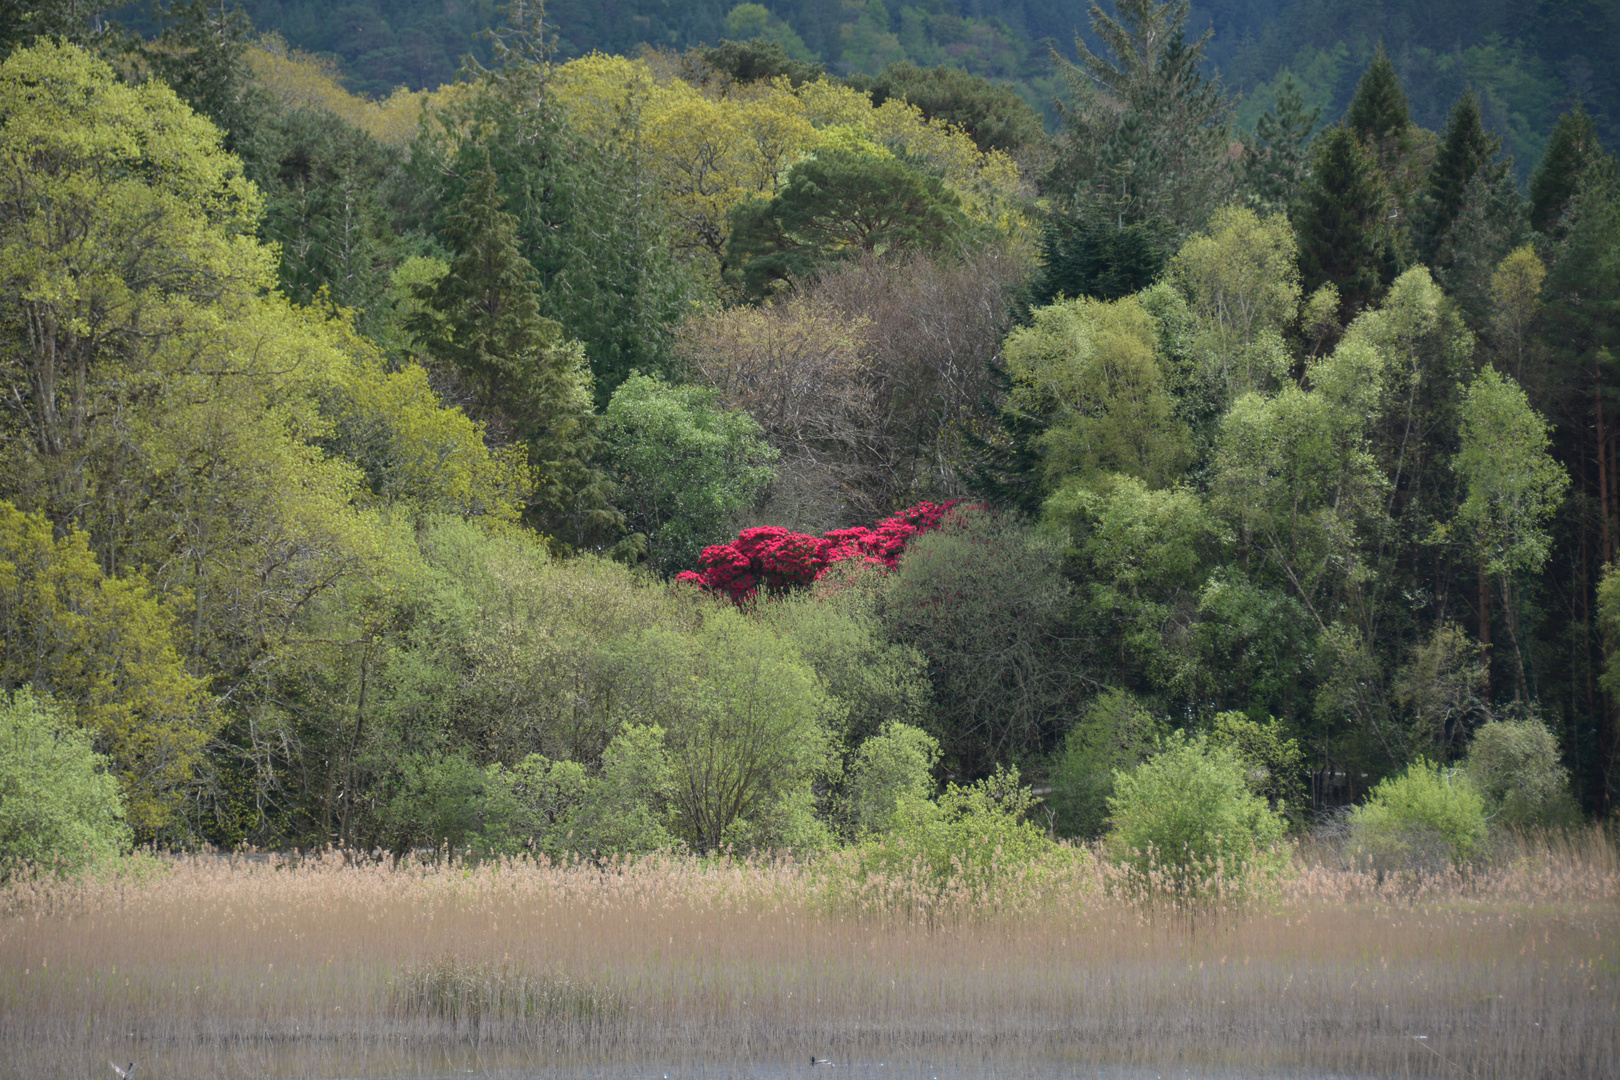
[0,0,1616,867]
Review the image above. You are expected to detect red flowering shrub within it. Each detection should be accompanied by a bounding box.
[676,501,960,602]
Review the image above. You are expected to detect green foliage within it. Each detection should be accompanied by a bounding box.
[702,35,821,83]
[861,764,1053,886]
[0,688,130,873]
[1464,719,1578,829]
[1049,690,1162,839]
[1208,712,1305,823]
[602,373,777,576]
[1418,89,1501,264]
[0,503,210,838]
[838,721,940,838]
[1105,730,1289,901]
[1344,45,1411,154]
[1294,126,1397,317]
[856,61,1045,154]
[1002,293,1190,490]
[726,148,967,297]
[1347,758,1489,869]
[1241,73,1320,212]
[608,608,838,852]
[1529,105,1602,236]
[882,506,1078,776]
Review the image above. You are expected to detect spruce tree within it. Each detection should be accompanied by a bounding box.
[1529,104,1602,236]
[1419,89,1501,264]
[1295,126,1396,319]
[1243,72,1321,212]
[1345,44,1411,153]
[413,158,620,546]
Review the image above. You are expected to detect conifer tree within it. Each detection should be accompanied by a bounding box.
[1419,89,1501,264]
[1529,104,1602,236]
[1345,44,1411,155]
[1295,127,1396,318]
[1243,73,1321,213]
[413,158,620,546]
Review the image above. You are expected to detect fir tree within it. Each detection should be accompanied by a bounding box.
[1243,72,1321,213]
[1419,89,1501,265]
[1529,104,1602,237]
[413,158,620,546]
[1345,44,1411,153]
[1295,126,1397,319]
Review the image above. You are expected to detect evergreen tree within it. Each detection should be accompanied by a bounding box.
[1434,168,1531,333]
[1419,89,1501,265]
[1345,43,1411,154]
[1529,104,1602,236]
[1045,0,1234,234]
[1295,126,1397,318]
[412,159,619,546]
[140,0,271,160]
[1243,72,1321,213]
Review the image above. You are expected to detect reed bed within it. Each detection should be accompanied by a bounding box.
[1,829,1616,1079]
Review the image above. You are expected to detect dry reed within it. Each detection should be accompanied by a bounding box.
[2,829,1615,1079]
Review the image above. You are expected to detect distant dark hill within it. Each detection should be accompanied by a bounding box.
[118,0,1617,162]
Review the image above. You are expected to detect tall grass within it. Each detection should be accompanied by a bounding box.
[2,830,1616,1078]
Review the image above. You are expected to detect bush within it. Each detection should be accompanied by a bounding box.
[1464,719,1579,828]
[837,721,940,838]
[1049,690,1163,839]
[1347,758,1489,870]
[1105,731,1289,902]
[0,688,130,874]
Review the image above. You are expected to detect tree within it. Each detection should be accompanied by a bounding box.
[1464,718,1577,828]
[1344,44,1411,157]
[0,688,129,873]
[1418,89,1501,265]
[1488,246,1547,384]
[1106,731,1289,902]
[1242,72,1320,213]
[1446,368,1568,701]
[700,37,822,86]
[1529,104,1602,236]
[881,505,1079,775]
[1049,689,1163,839]
[857,61,1046,155]
[1294,127,1397,318]
[0,503,210,837]
[411,158,617,546]
[837,721,940,838]
[1045,0,1233,234]
[726,148,967,297]
[602,373,778,577]
[610,609,838,852]
[1002,293,1190,490]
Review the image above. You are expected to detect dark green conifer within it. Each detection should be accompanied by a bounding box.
[1295,126,1396,318]
[1418,89,1501,264]
[1243,72,1321,212]
[1529,104,1602,236]
[414,158,620,545]
[1345,44,1411,151]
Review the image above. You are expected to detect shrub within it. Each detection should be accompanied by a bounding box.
[1105,731,1289,902]
[1464,719,1579,828]
[1049,690,1163,839]
[1347,758,1489,870]
[0,688,130,874]
[838,721,940,838]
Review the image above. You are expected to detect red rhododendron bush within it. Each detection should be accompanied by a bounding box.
[676,501,961,601]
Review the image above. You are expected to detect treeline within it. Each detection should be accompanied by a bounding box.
[0,0,1615,862]
[92,0,1619,174]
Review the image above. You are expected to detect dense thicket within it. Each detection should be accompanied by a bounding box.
[0,0,1614,865]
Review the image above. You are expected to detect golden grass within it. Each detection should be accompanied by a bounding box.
[2,830,1616,1079]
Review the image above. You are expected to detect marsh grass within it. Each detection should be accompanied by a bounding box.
[0,830,1615,1079]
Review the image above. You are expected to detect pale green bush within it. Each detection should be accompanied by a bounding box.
[0,688,130,874]
[1105,731,1289,902]
[1348,758,1489,870]
[1465,719,1579,828]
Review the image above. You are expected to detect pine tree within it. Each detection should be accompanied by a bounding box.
[413,158,620,546]
[1243,72,1321,213]
[1419,89,1501,264]
[1529,104,1602,236]
[1295,126,1397,319]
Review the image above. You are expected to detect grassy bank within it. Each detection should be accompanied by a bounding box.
[2,831,1616,1079]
